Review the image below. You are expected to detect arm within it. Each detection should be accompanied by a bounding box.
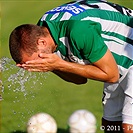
[21,49,119,83]
[52,49,119,83]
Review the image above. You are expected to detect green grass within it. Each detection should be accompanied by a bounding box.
[2,70,103,132]
[1,0,132,133]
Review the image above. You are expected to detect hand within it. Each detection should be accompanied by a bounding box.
[21,53,63,72]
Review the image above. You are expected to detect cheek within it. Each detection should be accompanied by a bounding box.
[31,53,40,60]
[39,48,51,54]
[22,53,39,63]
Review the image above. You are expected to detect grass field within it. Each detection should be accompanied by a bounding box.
[0,0,133,133]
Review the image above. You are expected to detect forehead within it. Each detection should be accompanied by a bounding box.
[21,51,39,64]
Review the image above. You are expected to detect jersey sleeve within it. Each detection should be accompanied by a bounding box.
[69,20,108,63]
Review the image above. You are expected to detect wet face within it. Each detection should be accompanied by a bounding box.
[19,32,57,64]
[20,50,41,64]
[20,42,57,64]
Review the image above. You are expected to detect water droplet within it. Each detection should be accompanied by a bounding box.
[12,110,16,114]
[18,124,20,127]
[1,57,49,128]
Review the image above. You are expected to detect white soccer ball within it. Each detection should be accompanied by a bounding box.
[27,113,57,133]
[68,109,97,133]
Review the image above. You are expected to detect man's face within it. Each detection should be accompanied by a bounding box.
[20,45,56,64]
[20,50,41,64]
[19,35,57,65]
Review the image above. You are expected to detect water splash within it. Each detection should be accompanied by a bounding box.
[0,80,2,101]
[1,57,48,96]
[0,57,52,131]
[1,57,49,130]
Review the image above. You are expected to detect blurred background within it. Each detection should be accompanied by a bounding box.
[0,0,133,133]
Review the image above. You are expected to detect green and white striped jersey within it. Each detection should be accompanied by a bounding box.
[37,0,133,76]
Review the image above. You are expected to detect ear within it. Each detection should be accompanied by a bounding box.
[37,37,46,49]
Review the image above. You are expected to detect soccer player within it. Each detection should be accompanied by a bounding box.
[9,0,133,132]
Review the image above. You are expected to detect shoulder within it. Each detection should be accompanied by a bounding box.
[67,20,102,36]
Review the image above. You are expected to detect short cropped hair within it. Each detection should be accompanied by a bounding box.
[9,24,47,64]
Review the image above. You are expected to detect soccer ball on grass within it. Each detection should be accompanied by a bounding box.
[27,113,57,133]
[68,109,97,133]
